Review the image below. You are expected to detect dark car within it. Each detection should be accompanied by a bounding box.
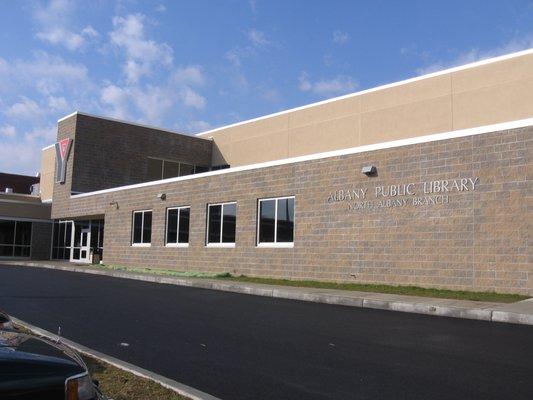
[0,318,106,400]
[0,310,14,330]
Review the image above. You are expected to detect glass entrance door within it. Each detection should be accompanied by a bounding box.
[79,228,91,262]
[70,223,91,263]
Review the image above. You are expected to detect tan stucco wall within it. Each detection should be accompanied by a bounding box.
[39,146,55,201]
[203,51,533,167]
[0,193,51,220]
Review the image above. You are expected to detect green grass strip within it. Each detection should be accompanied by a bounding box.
[221,275,528,303]
[95,264,527,303]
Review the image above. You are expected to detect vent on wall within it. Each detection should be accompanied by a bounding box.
[30,184,40,196]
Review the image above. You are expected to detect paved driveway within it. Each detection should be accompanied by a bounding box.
[1,264,532,400]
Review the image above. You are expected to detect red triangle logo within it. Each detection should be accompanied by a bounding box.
[59,138,70,160]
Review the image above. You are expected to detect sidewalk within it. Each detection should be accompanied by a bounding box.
[2,261,532,326]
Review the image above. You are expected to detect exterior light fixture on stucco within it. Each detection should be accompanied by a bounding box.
[109,201,119,210]
[361,165,377,176]
[157,193,166,201]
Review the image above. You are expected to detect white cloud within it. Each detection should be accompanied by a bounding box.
[0,51,90,97]
[0,125,57,175]
[249,0,257,14]
[416,36,533,75]
[225,49,242,67]
[298,72,312,91]
[172,65,207,109]
[0,125,16,137]
[0,142,40,175]
[47,96,69,112]
[224,29,275,93]
[248,29,269,47]
[37,29,85,50]
[332,30,349,45]
[33,0,98,51]
[172,65,205,86]
[5,97,43,119]
[100,84,131,120]
[226,28,273,68]
[132,85,175,122]
[155,4,167,12]
[187,120,212,132]
[298,71,358,96]
[25,125,57,143]
[179,87,206,109]
[81,25,99,38]
[100,72,206,124]
[110,13,173,83]
[261,87,281,102]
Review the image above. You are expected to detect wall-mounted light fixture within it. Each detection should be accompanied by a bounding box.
[109,201,119,210]
[361,165,377,176]
[157,193,166,201]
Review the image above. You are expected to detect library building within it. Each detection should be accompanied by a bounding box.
[0,49,531,295]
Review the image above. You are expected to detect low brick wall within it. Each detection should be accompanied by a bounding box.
[53,126,532,295]
[31,222,52,260]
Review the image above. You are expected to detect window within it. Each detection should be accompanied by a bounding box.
[147,157,211,181]
[52,220,72,260]
[162,160,179,179]
[0,219,32,258]
[132,210,152,245]
[206,202,236,246]
[194,165,210,174]
[166,206,190,246]
[211,164,230,171]
[179,163,194,177]
[257,197,294,246]
[147,158,163,181]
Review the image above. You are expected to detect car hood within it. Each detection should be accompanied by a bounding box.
[0,329,86,391]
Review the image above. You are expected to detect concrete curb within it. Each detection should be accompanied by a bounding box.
[11,317,221,400]
[3,262,532,327]
[491,310,533,325]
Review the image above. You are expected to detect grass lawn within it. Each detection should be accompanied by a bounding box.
[221,275,529,303]
[95,264,529,303]
[82,355,187,400]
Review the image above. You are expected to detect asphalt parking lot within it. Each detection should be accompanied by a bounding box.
[1,264,532,400]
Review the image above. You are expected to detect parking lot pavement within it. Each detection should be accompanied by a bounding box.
[1,264,533,400]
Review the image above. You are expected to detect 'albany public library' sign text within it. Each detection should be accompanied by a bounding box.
[327,177,479,211]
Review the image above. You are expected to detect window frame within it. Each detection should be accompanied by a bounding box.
[205,201,236,248]
[0,219,33,258]
[257,196,295,248]
[131,209,152,247]
[51,220,73,260]
[147,157,209,180]
[165,206,190,247]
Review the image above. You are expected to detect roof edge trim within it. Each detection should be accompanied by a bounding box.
[57,111,195,138]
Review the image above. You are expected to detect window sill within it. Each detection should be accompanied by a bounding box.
[165,243,189,248]
[257,242,294,248]
[131,243,151,247]
[205,243,235,248]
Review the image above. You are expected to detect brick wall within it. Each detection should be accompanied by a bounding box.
[56,114,213,195]
[51,125,532,295]
[31,222,52,260]
[51,114,213,218]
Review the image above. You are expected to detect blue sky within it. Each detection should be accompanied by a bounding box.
[1,0,532,175]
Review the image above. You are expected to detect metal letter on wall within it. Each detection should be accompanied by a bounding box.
[55,138,73,184]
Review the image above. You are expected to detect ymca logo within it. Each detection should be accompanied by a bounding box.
[55,138,72,184]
